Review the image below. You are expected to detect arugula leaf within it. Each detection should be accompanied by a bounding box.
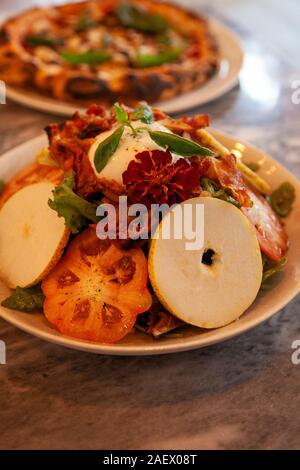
[134,49,182,68]
[201,177,240,208]
[94,125,124,173]
[25,35,64,47]
[61,50,111,65]
[149,130,214,157]
[0,179,5,195]
[117,2,168,33]
[114,102,129,124]
[1,285,45,312]
[131,104,154,124]
[48,172,99,233]
[262,257,287,284]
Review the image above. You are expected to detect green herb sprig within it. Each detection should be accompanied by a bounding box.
[115,102,154,128]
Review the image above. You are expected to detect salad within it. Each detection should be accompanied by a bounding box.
[0,103,295,343]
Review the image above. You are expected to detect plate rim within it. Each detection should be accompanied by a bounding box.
[5,17,244,116]
[0,130,299,355]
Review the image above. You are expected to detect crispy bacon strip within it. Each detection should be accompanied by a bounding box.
[208,154,252,208]
[161,114,210,136]
[45,105,210,201]
[46,108,114,198]
[182,114,210,129]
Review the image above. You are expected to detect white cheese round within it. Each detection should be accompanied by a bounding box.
[89,120,181,185]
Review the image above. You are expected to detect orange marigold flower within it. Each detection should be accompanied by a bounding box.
[122,149,207,205]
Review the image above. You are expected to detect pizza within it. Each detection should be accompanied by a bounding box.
[0,0,219,106]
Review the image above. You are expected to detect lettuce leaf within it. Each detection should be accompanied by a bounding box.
[48,172,99,233]
[1,285,45,312]
[262,256,287,284]
[201,177,240,208]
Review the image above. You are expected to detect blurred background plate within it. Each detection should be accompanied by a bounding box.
[0,129,299,356]
[5,18,243,116]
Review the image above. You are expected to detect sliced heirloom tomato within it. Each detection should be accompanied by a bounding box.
[242,184,289,262]
[0,163,64,208]
[205,154,288,262]
[42,228,152,343]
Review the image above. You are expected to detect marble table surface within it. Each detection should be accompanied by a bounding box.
[0,0,300,450]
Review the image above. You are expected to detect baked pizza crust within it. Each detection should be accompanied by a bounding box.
[0,0,219,106]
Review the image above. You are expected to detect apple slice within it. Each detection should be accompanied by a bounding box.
[149,197,263,328]
[0,182,70,288]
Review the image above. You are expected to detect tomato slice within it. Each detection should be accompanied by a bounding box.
[242,185,289,261]
[42,228,152,343]
[0,163,63,208]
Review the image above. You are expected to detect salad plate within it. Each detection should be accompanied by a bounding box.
[5,18,243,116]
[0,125,299,356]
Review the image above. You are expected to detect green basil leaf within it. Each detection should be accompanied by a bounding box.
[130,104,154,124]
[25,35,64,47]
[117,2,168,33]
[0,179,5,195]
[61,50,111,65]
[48,172,99,233]
[94,125,124,173]
[114,102,129,124]
[1,284,45,312]
[134,49,182,68]
[149,130,214,157]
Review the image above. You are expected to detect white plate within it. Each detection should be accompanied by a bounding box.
[6,19,243,116]
[0,130,299,355]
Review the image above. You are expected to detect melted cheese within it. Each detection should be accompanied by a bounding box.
[89,120,181,185]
